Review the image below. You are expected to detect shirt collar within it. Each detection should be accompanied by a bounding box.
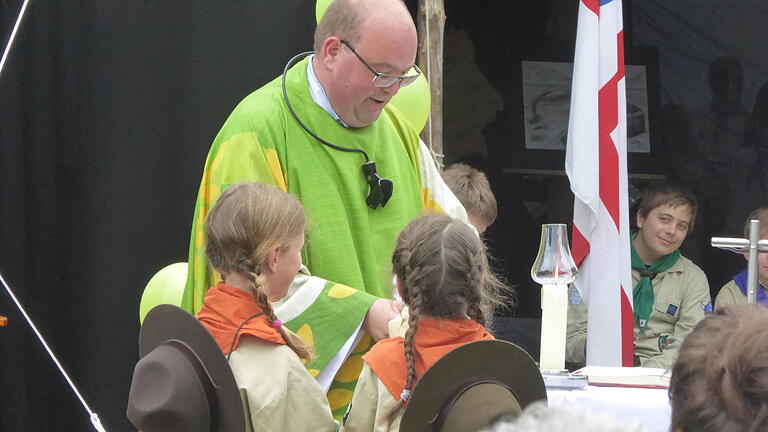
[306,55,349,128]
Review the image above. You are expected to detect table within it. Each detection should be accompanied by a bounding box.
[547,385,671,432]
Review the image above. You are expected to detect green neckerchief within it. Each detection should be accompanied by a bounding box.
[631,238,680,333]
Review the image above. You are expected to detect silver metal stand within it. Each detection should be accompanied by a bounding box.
[711,220,768,304]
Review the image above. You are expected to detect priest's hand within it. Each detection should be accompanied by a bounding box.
[363,299,404,341]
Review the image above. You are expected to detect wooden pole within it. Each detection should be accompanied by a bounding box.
[416,0,446,170]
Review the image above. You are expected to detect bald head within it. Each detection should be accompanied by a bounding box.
[311,0,418,128]
[314,0,415,52]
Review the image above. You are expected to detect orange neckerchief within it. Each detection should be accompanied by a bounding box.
[196,282,285,355]
[363,318,494,401]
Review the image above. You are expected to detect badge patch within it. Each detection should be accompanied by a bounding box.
[666,304,678,316]
[702,301,713,314]
[658,335,669,352]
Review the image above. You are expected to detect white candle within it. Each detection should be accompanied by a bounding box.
[540,283,568,370]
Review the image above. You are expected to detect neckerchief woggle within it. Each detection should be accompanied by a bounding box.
[631,237,680,333]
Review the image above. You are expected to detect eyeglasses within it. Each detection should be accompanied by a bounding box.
[340,39,421,88]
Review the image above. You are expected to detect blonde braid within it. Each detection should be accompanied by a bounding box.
[464,250,491,326]
[402,284,423,399]
[247,266,313,361]
[385,262,424,430]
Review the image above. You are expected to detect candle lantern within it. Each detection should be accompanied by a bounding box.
[531,224,578,371]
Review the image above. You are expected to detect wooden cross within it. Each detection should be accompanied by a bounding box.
[712,220,768,304]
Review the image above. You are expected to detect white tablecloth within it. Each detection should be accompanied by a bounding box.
[547,386,671,432]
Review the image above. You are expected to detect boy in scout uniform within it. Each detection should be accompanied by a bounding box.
[715,207,768,309]
[566,182,712,369]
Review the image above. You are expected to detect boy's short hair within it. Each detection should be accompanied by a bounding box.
[442,163,497,226]
[637,181,698,231]
[670,305,768,432]
[743,207,768,238]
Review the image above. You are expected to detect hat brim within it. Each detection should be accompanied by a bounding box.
[139,304,245,432]
[400,339,547,431]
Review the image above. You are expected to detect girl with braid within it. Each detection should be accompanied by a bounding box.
[341,214,506,431]
[195,182,337,431]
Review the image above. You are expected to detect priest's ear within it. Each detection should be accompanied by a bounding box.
[318,37,343,67]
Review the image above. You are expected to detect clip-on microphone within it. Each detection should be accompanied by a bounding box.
[362,161,393,208]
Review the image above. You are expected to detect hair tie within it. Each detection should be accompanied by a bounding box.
[400,389,411,402]
[271,319,282,328]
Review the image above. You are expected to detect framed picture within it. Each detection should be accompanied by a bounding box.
[501,43,661,175]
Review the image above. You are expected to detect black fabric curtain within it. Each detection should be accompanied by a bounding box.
[0,1,314,430]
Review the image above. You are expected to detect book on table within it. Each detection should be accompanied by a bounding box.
[572,366,671,389]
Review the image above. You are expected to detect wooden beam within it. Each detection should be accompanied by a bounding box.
[416,0,446,170]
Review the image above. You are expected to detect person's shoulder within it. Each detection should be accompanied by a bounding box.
[227,339,298,402]
[715,278,744,311]
[677,254,706,276]
[676,254,711,295]
[232,77,285,116]
[369,336,405,352]
[234,338,315,383]
[231,336,289,360]
[719,278,740,292]
[381,104,420,143]
[715,278,742,301]
[363,337,405,363]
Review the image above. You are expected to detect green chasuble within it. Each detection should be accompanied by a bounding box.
[183,57,431,417]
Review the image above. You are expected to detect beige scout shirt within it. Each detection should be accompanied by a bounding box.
[715,279,768,310]
[566,255,710,369]
[228,337,338,432]
[340,363,402,432]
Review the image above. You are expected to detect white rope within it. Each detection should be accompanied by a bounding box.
[0,272,107,431]
[0,0,31,78]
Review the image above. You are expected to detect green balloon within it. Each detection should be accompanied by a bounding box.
[389,73,432,133]
[139,262,188,325]
[316,0,332,23]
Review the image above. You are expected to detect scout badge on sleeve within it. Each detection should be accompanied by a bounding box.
[666,304,678,316]
[658,335,669,352]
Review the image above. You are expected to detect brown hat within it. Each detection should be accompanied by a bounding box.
[400,340,547,432]
[126,305,245,432]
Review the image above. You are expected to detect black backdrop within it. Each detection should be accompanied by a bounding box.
[0,1,315,430]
